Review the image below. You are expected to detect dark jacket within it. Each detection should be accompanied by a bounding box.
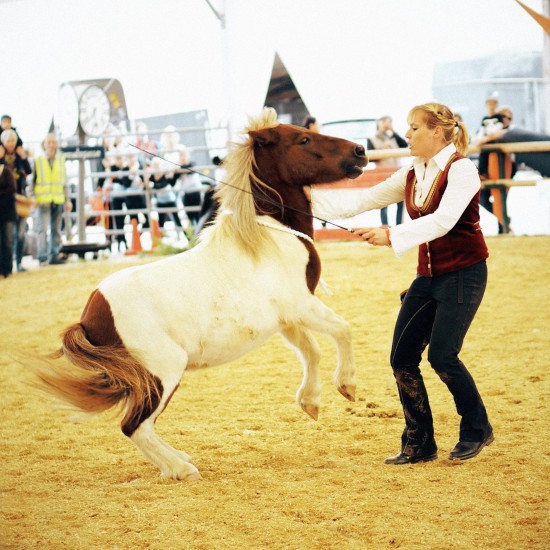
[0,165,17,222]
[0,151,32,194]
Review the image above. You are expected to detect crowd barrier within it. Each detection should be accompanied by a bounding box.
[51,120,229,257]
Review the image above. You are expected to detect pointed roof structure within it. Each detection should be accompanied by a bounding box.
[264,53,310,125]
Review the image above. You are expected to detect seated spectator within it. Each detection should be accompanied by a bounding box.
[147,157,183,232]
[105,146,149,251]
[477,105,550,178]
[171,147,203,228]
[135,122,157,167]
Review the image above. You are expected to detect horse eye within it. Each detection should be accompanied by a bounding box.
[300,137,310,145]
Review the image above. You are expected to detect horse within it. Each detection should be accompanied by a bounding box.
[35,107,368,480]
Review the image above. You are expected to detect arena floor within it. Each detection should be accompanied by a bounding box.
[1,236,548,549]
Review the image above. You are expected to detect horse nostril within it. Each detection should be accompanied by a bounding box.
[355,145,366,157]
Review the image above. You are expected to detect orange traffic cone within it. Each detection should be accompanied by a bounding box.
[150,217,162,248]
[125,218,143,256]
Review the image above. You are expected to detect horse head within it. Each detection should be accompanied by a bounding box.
[249,124,367,188]
[247,119,367,233]
[214,108,367,256]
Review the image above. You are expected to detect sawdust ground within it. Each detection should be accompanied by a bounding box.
[1,236,549,549]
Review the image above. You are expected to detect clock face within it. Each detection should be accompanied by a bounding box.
[54,84,79,139]
[79,84,111,137]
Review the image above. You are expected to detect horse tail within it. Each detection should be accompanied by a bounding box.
[38,323,163,436]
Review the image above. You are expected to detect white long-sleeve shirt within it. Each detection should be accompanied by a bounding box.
[311,143,481,257]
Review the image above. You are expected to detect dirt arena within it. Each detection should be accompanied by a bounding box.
[1,235,548,549]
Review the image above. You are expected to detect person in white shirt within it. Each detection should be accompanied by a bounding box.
[305,102,494,465]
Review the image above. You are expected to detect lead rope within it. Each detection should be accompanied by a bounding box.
[128,143,354,234]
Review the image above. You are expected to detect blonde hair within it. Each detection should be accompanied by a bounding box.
[497,105,513,118]
[408,102,470,155]
[206,108,280,259]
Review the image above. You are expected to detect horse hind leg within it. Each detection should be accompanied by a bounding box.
[124,347,201,480]
[281,325,322,420]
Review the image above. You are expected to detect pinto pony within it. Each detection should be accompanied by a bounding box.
[36,108,367,480]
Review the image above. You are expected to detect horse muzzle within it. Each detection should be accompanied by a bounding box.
[342,145,368,178]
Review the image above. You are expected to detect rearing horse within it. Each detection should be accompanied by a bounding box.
[36,108,367,480]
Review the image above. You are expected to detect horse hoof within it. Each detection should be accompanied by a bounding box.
[338,384,356,402]
[301,402,319,421]
[177,450,193,464]
[183,471,202,481]
[162,462,202,481]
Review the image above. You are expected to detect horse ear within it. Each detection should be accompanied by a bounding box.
[249,128,280,147]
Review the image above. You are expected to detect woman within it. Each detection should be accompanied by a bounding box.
[307,102,493,464]
[0,163,17,277]
[0,129,32,272]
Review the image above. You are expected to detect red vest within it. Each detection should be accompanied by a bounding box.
[405,153,489,277]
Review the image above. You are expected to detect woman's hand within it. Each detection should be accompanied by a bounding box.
[354,226,391,247]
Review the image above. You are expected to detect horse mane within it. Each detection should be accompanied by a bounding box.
[207,108,281,258]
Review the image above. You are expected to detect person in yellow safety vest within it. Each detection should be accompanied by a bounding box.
[33,133,71,265]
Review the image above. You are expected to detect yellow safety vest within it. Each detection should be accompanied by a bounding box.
[34,154,66,205]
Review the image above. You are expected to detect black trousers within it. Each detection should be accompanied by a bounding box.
[390,261,492,455]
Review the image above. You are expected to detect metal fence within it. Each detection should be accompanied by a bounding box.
[56,121,229,250]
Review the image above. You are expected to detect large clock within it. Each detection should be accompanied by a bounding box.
[54,84,79,139]
[78,84,111,137]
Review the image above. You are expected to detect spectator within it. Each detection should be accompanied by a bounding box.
[474,94,506,179]
[147,157,183,233]
[0,162,17,278]
[302,115,320,133]
[476,93,501,143]
[367,116,408,226]
[172,147,203,228]
[134,121,158,167]
[160,125,186,166]
[476,105,519,233]
[103,149,147,251]
[0,114,23,148]
[0,129,32,272]
[32,133,70,265]
[497,106,514,130]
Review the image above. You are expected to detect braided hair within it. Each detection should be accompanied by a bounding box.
[408,102,469,155]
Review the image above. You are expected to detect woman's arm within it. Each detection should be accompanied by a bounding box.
[309,166,408,220]
[389,158,481,257]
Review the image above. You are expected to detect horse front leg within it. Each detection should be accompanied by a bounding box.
[300,299,356,403]
[280,325,322,420]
